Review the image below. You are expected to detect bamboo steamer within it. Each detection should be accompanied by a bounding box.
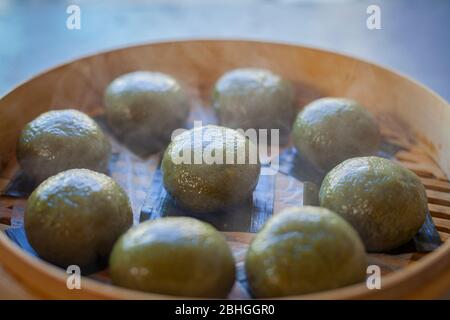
[1,40,450,299]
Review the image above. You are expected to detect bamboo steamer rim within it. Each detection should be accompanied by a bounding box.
[0,39,449,299]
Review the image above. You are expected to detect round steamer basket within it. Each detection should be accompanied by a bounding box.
[1,40,450,299]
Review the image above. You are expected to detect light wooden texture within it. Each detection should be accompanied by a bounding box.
[1,40,450,299]
[0,266,35,299]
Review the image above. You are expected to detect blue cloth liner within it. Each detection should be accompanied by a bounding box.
[2,171,37,197]
[3,143,441,261]
[1,115,119,198]
[4,227,38,257]
[5,227,107,274]
[2,153,119,198]
[279,146,441,253]
[140,166,276,233]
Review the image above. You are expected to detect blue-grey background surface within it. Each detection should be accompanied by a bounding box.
[0,0,449,101]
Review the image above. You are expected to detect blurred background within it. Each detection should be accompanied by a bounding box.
[0,0,449,100]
